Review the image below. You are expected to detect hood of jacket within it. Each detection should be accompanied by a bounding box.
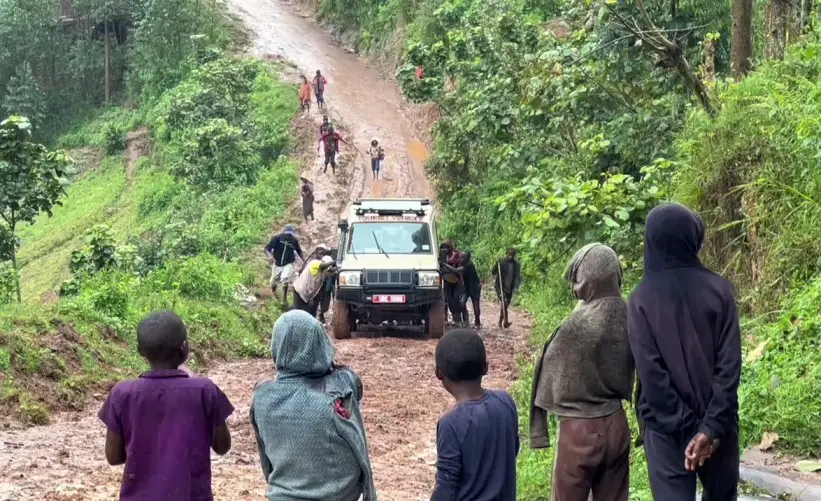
[644,203,705,274]
[564,243,622,302]
[272,310,334,379]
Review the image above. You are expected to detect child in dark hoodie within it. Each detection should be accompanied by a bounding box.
[628,203,741,501]
[530,243,634,501]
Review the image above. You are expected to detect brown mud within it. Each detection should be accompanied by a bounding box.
[0,1,531,499]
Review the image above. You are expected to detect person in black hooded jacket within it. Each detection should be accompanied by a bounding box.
[628,203,741,501]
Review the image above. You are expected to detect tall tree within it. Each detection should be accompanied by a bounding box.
[731,0,754,77]
[765,0,791,59]
[3,62,46,130]
[0,116,70,302]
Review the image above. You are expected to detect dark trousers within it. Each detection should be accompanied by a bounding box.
[644,427,739,501]
[315,91,325,106]
[444,282,466,324]
[497,290,512,323]
[462,285,481,325]
[324,150,336,172]
[294,292,319,317]
[553,408,630,501]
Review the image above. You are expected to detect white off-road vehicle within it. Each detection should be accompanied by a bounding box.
[331,198,445,339]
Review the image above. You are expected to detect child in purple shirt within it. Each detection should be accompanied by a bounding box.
[432,329,520,501]
[98,311,234,501]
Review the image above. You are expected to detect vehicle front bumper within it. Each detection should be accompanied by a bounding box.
[336,286,442,309]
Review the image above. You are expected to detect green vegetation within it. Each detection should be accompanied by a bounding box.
[312,0,821,496]
[0,1,300,422]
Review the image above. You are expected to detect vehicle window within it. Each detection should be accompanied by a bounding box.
[347,222,433,255]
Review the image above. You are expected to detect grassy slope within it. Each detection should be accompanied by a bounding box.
[0,63,299,424]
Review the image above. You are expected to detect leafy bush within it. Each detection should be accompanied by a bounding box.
[174,118,261,189]
[740,277,821,456]
[0,262,17,305]
[105,124,126,154]
[147,254,242,302]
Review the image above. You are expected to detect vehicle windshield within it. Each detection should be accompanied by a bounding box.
[347,222,433,255]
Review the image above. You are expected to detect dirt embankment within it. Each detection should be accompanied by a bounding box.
[0,1,531,500]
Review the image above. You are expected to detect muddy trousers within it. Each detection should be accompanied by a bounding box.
[644,427,739,501]
[294,293,319,317]
[443,282,466,324]
[552,408,630,501]
[460,286,481,325]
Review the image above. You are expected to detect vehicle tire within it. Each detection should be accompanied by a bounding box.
[332,300,353,340]
[426,298,446,339]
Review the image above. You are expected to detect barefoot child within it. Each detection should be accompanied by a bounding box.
[299,75,312,113]
[431,329,519,500]
[98,311,234,500]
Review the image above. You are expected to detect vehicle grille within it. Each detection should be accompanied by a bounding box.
[365,270,414,285]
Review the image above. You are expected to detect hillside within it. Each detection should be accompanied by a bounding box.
[0,1,298,423]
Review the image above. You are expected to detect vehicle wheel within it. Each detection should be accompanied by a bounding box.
[426,298,446,339]
[332,300,353,339]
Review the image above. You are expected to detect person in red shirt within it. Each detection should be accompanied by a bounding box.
[440,240,467,326]
[312,70,328,109]
[318,124,348,174]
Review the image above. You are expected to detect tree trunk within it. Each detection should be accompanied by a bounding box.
[673,50,715,115]
[766,0,790,59]
[802,0,813,31]
[731,0,754,77]
[10,246,20,304]
[703,35,718,83]
[104,19,111,104]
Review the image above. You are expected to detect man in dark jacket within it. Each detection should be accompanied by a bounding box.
[265,224,305,308]
[493,249,521,329]
[628,203,741,501]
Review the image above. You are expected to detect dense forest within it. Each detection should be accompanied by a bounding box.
[313,0,821,496]
[0,0,296,424]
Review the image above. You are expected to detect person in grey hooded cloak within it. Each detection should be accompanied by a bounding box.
[529,243,635,501]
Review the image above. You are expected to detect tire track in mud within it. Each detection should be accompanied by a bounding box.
[0,2,530,500]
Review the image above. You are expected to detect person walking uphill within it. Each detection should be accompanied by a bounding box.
[250,310,376,501]
[98,311,234,501]
[319,124,348,174]
[265,225,305,308]
[530,244,634,501]
[628,203,741,501]
[301,178,315,222]
[493,249,521,329]
[313,70,328,109]
[299,75,312,113]
[367,138,385,180]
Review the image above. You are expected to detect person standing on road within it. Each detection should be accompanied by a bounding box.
[312,70,328,109]
[367,138,385,180]
[493,248,521,329]
[318,247,338,324]
[301,179,315,222]
[98,311,234,500]
[299,75,312,114]
[628,203,741,501]
[442,251,482,329]
[265,224,305,308]
[431,329,519,500]
[250,310,376,501]
[530,243,634,501]
[440,241,466,327]
[319,124,348,174]
[292,250,336,316]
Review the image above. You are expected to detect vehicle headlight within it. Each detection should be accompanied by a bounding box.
[417,271,441,287]
[338,271,362,287]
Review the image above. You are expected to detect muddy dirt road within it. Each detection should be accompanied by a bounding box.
[0,1,529,500]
